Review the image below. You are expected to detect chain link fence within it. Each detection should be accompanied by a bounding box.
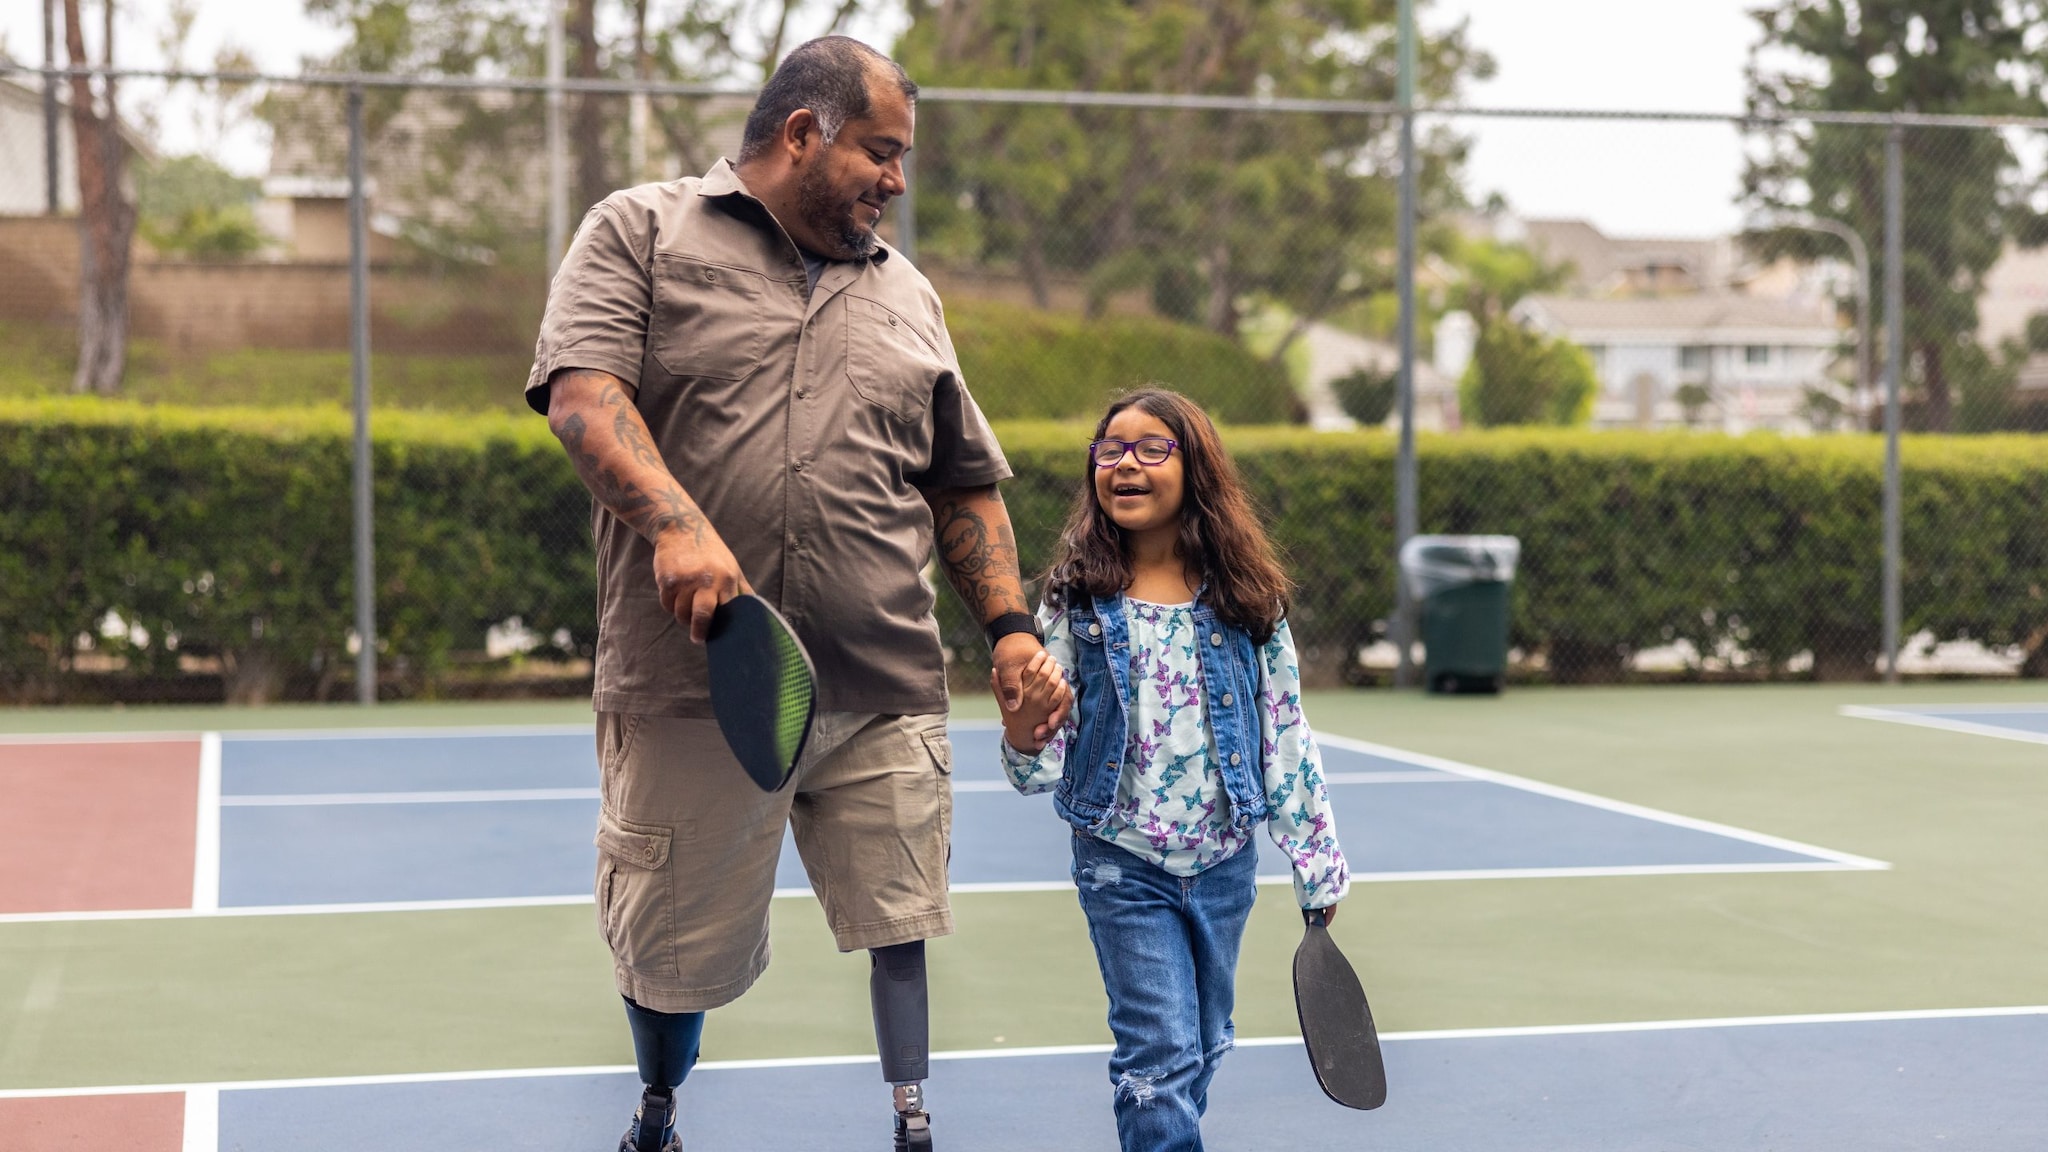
[5,61,2048,702]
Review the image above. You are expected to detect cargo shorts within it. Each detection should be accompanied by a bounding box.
[593,710,954,1014]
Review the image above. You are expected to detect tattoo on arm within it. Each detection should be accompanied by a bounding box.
[931,487,1030,621]
[551,368,707,546]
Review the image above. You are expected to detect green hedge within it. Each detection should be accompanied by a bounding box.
[6,399,2048,700]
[944,300,1303,424]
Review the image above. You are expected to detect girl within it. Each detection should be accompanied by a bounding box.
[1000,388,1349,1152]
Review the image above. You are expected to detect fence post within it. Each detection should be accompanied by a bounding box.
[1392,0,1420,688]
[348,86,377,705]
[42,0,59,214]
[545,0,568,278]
[1881,121,1903,685]
[897,147,917,265]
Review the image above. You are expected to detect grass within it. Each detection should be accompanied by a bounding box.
[0,320,538,415]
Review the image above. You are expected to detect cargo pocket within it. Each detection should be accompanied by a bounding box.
[594,809,676,977]
[920,727,954,864]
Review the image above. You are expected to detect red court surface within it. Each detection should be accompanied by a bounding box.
[0,1093,185,1152]
[0,740,200,914]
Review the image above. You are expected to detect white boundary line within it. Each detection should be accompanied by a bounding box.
[0,723,596,746]
[1839,704,2048,748]
[220,788,601,807]
[1314,732,1891,872]
[180,1086,218,1152]
[7,1005,2043,1102]
[0,895,596,925]
[190,734,222,913]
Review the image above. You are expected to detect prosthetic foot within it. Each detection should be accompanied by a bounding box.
[871,941,933,1150]
[619,998,703,1152]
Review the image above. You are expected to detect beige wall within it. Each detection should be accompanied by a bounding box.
[0,216,538,355]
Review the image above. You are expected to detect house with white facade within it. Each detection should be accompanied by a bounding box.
[1512,294,1848,433]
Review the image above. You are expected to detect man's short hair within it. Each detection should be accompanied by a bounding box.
[739,36,918,162]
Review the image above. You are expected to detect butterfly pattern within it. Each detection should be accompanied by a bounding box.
[1002,598,1350,909]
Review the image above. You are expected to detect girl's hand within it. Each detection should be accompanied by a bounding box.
[997,651,1070,753]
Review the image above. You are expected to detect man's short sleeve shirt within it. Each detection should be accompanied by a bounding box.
[526,159,1011,717]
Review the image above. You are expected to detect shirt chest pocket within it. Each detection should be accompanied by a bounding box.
[650,255,770,381]
[844,296,943,423]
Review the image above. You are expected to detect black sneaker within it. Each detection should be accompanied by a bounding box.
[618,1086,680,1152]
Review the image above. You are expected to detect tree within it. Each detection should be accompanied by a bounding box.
[1744,0,2048,432]
[64,0,137,396]
[136,155,265,259]
[894,0,1491,342]
[1458,321,1596,428]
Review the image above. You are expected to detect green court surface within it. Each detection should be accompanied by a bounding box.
[3,682,2044,1094]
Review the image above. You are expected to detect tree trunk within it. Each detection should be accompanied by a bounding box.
[64,0,134,396]
[567,0,608,214]
[1204,238,1236,335]
[1919,337,1951,432]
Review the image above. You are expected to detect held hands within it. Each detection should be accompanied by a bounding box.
[653,526,751,644]
[992,637,1071,753]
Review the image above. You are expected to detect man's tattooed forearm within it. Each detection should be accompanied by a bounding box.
[552,370,703,546]
[933,492,1028,619]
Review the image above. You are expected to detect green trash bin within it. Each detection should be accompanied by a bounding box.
[1399,535,1520,694]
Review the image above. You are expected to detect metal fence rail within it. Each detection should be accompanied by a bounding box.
[4,58,2046,701]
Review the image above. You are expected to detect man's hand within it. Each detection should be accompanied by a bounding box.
[993,632,1071,742]
[995,645,1071,752]
[653,527,751,644]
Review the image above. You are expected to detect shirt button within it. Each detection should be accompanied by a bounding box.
[796,389,809,399]
[1221,693,1234,707]
[1210,632,1223,646]
[1089,623,1102,638]
[793,460,807,472]
[703,268,718,282]
[887,314,899,327]
[1229,752,1242,766]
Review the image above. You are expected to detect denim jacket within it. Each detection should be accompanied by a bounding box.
[1052,593,1270,838]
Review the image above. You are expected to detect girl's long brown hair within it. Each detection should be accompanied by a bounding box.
[1042,388,1292,644]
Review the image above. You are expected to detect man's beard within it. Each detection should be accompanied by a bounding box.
[796,162,880,260]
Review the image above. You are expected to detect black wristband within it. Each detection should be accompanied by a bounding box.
[985,611,1042,648]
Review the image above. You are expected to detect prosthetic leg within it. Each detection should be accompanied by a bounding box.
[619,997,705,1152]
[870,941,933,1150]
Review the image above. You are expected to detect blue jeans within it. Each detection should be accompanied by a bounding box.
[1071,832,1259,1152]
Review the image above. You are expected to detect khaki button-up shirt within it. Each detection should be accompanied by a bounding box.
[526,160,1010,718]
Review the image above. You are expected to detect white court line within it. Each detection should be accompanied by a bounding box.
[1314,732,1891,872]
[180,1086,218,1152]
[0,723,596,746]
[191,734,222,913]
[0,895,595,925]
[221,788,600,807]
[8,1005,2043,1101]
[1840,704,2048,748]
[1849,702,2048,714]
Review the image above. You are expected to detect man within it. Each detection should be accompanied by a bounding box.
[525,35,1068,1152]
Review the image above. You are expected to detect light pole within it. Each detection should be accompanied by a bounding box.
[1771,216,1871,425]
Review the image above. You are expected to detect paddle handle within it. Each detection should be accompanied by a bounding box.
[1304,908,1329,928]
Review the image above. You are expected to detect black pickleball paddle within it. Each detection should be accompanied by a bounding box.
[1294,907,1388,1110]
[706,593,817,793]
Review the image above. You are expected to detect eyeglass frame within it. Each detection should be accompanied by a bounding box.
[1088,437,1180,469]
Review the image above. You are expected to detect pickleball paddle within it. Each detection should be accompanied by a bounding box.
[1293,907,1388,1110]
[706,593,817,792]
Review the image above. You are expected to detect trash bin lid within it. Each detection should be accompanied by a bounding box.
[1398,535,1521,599]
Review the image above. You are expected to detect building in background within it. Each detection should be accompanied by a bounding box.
[1514,294,1844,432]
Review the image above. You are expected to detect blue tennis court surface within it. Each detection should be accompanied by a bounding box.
[211,724,1878,912]
[1843,703,2048,746]
[207,1008,2048,1151]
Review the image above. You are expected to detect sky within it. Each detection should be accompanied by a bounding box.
[1,0,1766,238]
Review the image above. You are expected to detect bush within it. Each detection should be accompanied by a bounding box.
[944,299,1303,425]
[1460,321,1597,427]
[9,401,2048,698]
[1330,366,1397,425]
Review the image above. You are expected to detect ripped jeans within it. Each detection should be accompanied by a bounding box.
[1071,831,1259,1152]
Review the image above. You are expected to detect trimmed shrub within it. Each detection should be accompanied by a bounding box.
[8,399,2048,698]
[944,299,1303,424]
